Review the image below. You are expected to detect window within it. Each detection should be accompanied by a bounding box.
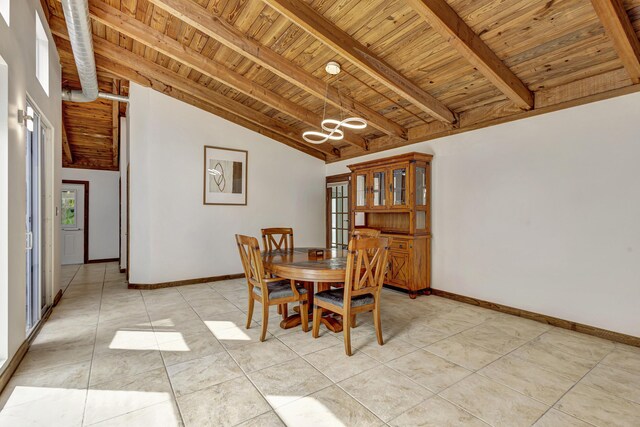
[35,12,49,95]
[61,189,77,227]
[0,0,8,25]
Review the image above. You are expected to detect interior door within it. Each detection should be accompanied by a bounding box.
[61,183,85,265]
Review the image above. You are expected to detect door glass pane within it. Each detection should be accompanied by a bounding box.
[61,190,77,227]
[328,183,350,250]
[392,168,407,206]
[416,211,426,230]
[416,167,427,206]
[25,101,44,332]
[372,171,386,207]
[356,174,366,207]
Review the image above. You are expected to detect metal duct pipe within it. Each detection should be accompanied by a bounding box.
[61,89,130,103]
[61,0,129,103]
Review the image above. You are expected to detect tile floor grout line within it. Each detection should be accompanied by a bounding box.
[141,287,187,427]
[218,281,382,425]
[425,321,564,426]
[529,361,607,426]
[216,289,287,426]
[8,272,638,426]
[79,263,107,427]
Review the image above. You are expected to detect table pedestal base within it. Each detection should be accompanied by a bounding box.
[279,313,343,333]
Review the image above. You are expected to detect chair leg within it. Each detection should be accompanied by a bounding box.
[312,305,322,338]
[373,303,384,346]
[277,305,282,315]
[281,304,288,319]
[260,303,269,342]
[343,312,352,356]
[350,314,357,328]
[300,300,309,333]
[246,296,254,329]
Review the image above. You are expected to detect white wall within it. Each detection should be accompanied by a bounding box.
[0,0,62,370]
[327,91,640,338]
[128,84,326,284]
[62,168,120,261]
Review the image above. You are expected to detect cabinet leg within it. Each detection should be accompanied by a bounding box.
[409,291,417,299]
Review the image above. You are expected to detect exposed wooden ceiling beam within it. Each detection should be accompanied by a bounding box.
[112,79,119,168]
[405,0,534,110]
[338,68,640,161]
[591,0,640,84]
[55,39,329,160]
[61,120,73,164]
[49,18,337,160]
[86,0,367,150]
[146,0,407,139]
[262,0,455,124]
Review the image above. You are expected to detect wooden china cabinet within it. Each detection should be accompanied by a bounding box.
[348,152,432,298]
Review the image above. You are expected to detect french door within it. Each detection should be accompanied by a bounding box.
[25,101,47,333]
[326,175,350,250]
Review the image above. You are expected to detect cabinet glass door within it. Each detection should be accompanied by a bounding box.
[355,173,367,207]
[391,167,408,207]
[416,166,427,206]
[372,170,386,207]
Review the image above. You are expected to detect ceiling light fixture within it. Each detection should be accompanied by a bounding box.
[302,62,367,144]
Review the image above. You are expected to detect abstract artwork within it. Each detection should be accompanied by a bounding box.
[203,146,247,205]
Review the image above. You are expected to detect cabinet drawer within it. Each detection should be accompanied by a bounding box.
[388,238,410,252]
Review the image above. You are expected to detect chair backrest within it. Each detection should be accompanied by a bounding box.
[261,228,294,251]
[235,234,266,294]
[351,228,381,239]
[344,237,389,301]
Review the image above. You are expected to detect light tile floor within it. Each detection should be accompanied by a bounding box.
[1,262,639,426]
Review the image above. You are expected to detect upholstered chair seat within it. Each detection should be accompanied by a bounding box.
[315,288,373,308]
[253,281,308,300]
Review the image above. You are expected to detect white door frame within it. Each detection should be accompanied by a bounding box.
[61,180,89,265]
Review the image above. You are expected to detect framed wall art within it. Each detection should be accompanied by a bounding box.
[203,146,248,205]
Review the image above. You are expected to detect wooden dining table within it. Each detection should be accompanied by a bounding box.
[262,247,348,333]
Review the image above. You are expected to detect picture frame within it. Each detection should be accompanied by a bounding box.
[203,146,248,205]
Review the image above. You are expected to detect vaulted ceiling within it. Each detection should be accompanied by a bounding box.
[42,0,640,168]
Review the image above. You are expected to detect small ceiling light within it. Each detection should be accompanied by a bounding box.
[325,61,341,75]
[303,62,367,145]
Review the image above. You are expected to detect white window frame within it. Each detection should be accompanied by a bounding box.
[0,0,9,26]
[35,12,49,96]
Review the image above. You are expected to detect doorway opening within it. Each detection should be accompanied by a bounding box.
[61,180,89,265]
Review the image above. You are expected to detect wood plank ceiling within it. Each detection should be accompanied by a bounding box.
[42,0,640,166]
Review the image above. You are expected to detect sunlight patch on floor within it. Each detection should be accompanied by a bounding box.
[274,395,346,427]
[109,330,190,351]
[205,321,251,341]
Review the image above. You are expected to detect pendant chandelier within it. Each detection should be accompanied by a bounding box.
[302,62,367,144]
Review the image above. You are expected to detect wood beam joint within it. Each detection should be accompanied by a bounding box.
[405,0,534,110]
[262,0,455,123]
[591,0,640,84]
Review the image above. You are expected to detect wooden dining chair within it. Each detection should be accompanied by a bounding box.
[261,228,296,317]
[312,237,390,356]
[351,228,381,239]
[235,234,309,341]
[261,228,294,251]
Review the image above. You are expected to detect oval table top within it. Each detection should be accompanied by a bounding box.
[262,247,348,283]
